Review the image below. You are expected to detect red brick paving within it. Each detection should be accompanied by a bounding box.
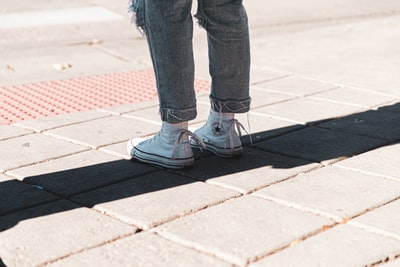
[0,69,210,125]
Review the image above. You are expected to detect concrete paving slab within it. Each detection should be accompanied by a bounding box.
[47,232,232,267]
[335,142,400,181]
[253,166,400,220]
[0,7,123,29]
[0,125,32,141]
[155,195,333,266]
[254,126,386,164]
[0,200,135,267]
[13,110,110,132]
[352,199,400,239]
[72,171,239,230]
[254,75,338,97]
[250,224,400,267]
[0,44,144,87]
[319,107,400,141]
[251,16,400,95]
[246,0,400,30]
[0,179,59,215]
[308,87,397,108]
[252,97,365,125]
[177,147,318,194]
[7,150,156,197]
[2,0,86,13]
[0,133,88,172]
[45,115,160,148]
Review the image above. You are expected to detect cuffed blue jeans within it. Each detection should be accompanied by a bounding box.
[130,0,251,122]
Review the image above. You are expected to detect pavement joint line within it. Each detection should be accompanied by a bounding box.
[93,45,131,62]
[241,197,400,265]
[153,225,245,266]
[0,129,34,142]
[249,111,306,125]
[250,192,344,222]
[250,74,292,86]
[11,112,113,134]
[95,103,159,116]
[369,255,400,267]
[153,232,243,267]
[251,191,400,254]
[83,173,243,231]
[42,131,98,149]
[348,221,400,242]
[97,146,131,160]
[105,193,234,231]
[247,222,341,266]
[333,164,400,184]
[152,194,338,267]
[257,70,398,98]
[336,86,400,99]
[120,114,162,127]
[221,163,324,196]
[3,149,92,175]
[250,65,292,75]
[250,86,304,97]
[249,87,300,101]
[307,95,390,109]
[38,232,137,267]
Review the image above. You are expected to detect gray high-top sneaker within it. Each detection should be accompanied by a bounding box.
[191,111,245,157]
[127,121,202,169]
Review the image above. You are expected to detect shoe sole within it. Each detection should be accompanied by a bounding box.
[132,148,194,169]
[191,142,242,158]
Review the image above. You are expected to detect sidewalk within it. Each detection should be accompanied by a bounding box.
[1,1,400,266]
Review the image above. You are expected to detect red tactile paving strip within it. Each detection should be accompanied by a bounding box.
[0,69,210,125]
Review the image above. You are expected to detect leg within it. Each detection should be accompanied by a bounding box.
[196,0,251,113]
[135,0,197,122]
[127,0,201,168]
[191,0,251,157]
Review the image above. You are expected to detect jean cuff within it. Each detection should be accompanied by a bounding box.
[210,95,251,113]
[160,107,197,122]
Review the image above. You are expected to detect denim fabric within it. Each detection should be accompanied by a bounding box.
[130,0,251,122]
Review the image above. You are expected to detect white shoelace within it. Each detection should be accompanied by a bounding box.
[171,130,206,159]
[226,119,252,148]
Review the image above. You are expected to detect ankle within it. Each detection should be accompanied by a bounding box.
[162,121,188,130]
[210,109,234,122]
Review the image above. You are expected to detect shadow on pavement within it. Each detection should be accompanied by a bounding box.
[1,102,399,232]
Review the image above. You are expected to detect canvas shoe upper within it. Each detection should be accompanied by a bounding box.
[191,117,246,157]
[127,122,204,169]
